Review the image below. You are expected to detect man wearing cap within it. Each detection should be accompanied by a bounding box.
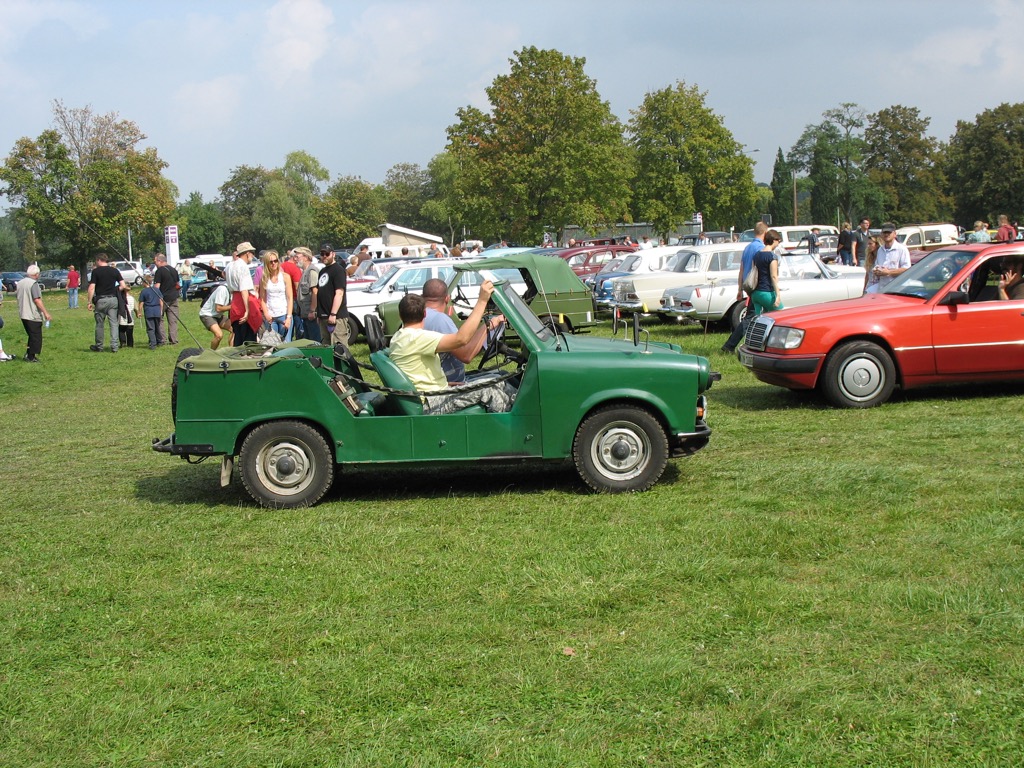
[866,223,911,294]
[294,247,321,342]
[87,253,127,352]
[316,244,350,348]
[227,242,259,345]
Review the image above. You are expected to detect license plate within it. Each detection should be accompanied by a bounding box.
[738,350,754,367]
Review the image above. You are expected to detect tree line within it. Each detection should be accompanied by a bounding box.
[2,47,1023,271]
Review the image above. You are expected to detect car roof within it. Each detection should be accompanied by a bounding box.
[453,252,590,293]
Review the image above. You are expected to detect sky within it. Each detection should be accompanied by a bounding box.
[1,0,1023,209]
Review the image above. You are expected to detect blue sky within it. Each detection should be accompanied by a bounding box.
[1,0,1022,206]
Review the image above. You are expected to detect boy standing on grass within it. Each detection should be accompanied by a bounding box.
[138,275,164,350]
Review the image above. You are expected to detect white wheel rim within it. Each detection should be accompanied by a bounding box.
[838,354,885,402]
[254,438,316,496]
[589,420,651,481]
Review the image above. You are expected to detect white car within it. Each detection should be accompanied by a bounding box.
[658,252,865,328]
[344,257,524,343]
[111,260,145,285]
[589,246,682,308]
[608,243,747,312]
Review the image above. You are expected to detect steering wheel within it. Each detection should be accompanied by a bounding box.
[478,320,507,370]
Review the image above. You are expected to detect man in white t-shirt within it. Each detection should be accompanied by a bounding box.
[389,281,514,414]
[227,242,257,345]
[199,283,232,349]
[866,222,911,294]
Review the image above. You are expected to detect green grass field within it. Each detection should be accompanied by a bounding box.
[1,291,1022,766]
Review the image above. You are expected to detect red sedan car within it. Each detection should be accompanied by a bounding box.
[558,244,637,278]
[738,243,1024,407]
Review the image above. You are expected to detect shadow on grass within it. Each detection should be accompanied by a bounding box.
[138,454,660,507]
[712,376,1024,412]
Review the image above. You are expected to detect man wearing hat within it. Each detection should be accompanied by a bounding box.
[866,223,911,294]
[227,242,259,345]
[315,243,350,348]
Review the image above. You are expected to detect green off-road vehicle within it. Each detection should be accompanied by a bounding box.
[153,281,718,508]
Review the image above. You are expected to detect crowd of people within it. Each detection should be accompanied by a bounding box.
[3,213,1023,365]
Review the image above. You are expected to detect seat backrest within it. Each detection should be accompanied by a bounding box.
[370,350,423,416]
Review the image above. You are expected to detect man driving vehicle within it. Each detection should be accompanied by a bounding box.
[390,280,515,414]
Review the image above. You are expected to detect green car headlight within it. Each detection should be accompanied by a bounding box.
[767,326,805,350]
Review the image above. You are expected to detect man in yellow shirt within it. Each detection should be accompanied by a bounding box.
[389,280,514,414]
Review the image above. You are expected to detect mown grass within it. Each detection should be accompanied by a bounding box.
[1,293,1022,766]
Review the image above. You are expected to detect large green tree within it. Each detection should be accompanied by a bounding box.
[421,152,469,245]
[218,165,273,248]
[790,104,879,225]
[312,175,385,248]
[629,81,756,235]
[218,152,328,251]
[382,162,431,232]
[0,102,174,269]
[863,105,949,225]
[446,46,632,244]
[944,102,1024,225]
[174,192,225,256]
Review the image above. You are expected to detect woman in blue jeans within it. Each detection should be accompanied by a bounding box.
[258,250,294,341]
[750,229,785,315]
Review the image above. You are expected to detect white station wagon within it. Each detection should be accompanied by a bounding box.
[608,243,747,312]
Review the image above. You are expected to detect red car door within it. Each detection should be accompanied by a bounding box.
[932,266,1024,375]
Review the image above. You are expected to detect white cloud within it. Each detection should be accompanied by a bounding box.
[171,75,246,133]
[259,0,335,88]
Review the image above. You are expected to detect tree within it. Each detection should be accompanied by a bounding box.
[629,81,756,235]
[0,213,22,270]
[312,175,385,248]
[219,165,273,248]
[768,148,794,227]
[446,46,632,244]
[944,102,1024,225]
[421,152,469,245]
[175,192,225,256]
[0,102,174,270]
[218,152,328,251]
[790,104,879,225]
[382,163,431,232]
[863,105,949,224]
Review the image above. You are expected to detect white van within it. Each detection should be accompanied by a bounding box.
[771,225,839,255]
[193,253,230,270]
[354,237,449,260]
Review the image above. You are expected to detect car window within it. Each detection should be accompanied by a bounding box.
[924,229,942,244]
[367,265,401,293]
[884,249,975,300]
[393,267,435,290]
[906,233,922,247]
[667,251,700,273]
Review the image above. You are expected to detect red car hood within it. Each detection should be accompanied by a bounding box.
[763,292,923,327]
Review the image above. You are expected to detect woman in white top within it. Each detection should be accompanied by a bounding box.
[259,250,294,341]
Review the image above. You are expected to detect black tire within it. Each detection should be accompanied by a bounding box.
[820,340,896,408]
[572,405,669,493]
[239,420,335,508]
[346,316,361,346]
[364,314,386,353]
[727,301,746,331]
[171,347,203,421]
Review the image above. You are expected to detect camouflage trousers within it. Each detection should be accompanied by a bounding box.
[424,382,515,414]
